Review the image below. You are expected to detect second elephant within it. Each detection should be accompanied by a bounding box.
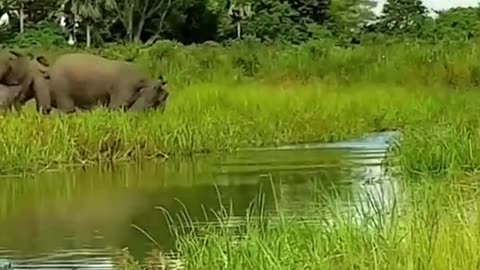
[0,84,22,112]
[40,53,169,113]
[0,50,51,113]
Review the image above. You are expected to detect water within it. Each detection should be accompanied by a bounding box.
[0,131,400,269]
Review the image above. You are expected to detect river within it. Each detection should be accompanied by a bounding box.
[0,131,400,269]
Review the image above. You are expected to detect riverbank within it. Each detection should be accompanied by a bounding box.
[0,81,438,175]
[90,80,480,269]
[2,40,477,175]
[2,79,479,269]
[116,174,480,270]
[171,176,480,270]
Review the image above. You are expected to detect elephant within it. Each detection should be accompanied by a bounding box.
[0,50,29,85]
[128,75,169,112]
[40,52,169,114]
[0,50,50,114]
[0,84,22,112]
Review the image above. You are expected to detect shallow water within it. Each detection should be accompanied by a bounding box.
[0,131,400,269]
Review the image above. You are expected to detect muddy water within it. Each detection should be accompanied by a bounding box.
[0,131,400,269]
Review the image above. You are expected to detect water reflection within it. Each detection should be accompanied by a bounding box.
[0,131,400,267]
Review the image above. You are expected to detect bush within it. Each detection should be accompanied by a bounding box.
[11,23,67,48]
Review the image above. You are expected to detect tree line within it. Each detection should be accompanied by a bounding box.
[0,0,479,48]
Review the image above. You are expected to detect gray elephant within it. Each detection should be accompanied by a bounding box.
[0,84,22,112]
[0,50,28,85]
[41,53,169,114]
[128,75,169,112]
[0,50,50,113]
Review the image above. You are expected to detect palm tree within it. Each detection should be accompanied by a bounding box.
[60,0,115,47]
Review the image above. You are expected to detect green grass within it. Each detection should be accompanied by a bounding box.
[0,81,439,175]
[8,40,479,269]
[6,41,480,269]
[1,79,478,176]
[174,178,480,270]
[17,39,480,89]
[394,89,480,178]
[4,40,480,175]
[116,176,480,270]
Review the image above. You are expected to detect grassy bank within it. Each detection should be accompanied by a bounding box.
[0,40,477,174]
[103,84,480,269]
[5,42,480,269]
[118,175,480,270]
[6,40,475,269]
[178,179,480,270]
[395,88,480,178]
[0,81,449,175]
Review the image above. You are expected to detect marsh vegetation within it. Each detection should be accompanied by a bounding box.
[1,0,480,269]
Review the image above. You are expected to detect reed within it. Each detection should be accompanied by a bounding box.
[2,40,480,176]
[0,82,434,175]
[118,175,480,270]
[24,39,480,89]
[394,89,480,178]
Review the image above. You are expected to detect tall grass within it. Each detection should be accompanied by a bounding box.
[0,82,439,175]
[142,176,480,270]
[113,174,480,269]
[24,39,480,89]
[394,89,480,178]
[3,40,480,176]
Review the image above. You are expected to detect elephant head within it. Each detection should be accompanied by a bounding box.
[0,50,32,86]
[12,55,52,114]
[128,75,169,112]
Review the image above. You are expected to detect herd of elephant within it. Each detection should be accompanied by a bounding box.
[0,50,169,115]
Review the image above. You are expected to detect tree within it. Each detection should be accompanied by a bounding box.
[288,0,330,25]
[23,0,59,24]
[430,7,480,41]
[165,0,223,44]
[111,0,174,43]
[241,0,305,43]
[375,0,428,38]
[61,0,115,47]
[0,0,33,33]
[327,0,377,42]
[227,0,253,39]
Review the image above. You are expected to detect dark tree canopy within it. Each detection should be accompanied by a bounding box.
[0,0,477,47]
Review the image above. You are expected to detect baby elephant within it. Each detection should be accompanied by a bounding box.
[128,76,169,112]
[0,84,23,112]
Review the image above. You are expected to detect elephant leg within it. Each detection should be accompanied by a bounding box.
[32,77,51,115]
[10,84,28,113]
[12,102,22,113]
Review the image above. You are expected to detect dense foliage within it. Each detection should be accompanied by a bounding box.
[0,0,479,48]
